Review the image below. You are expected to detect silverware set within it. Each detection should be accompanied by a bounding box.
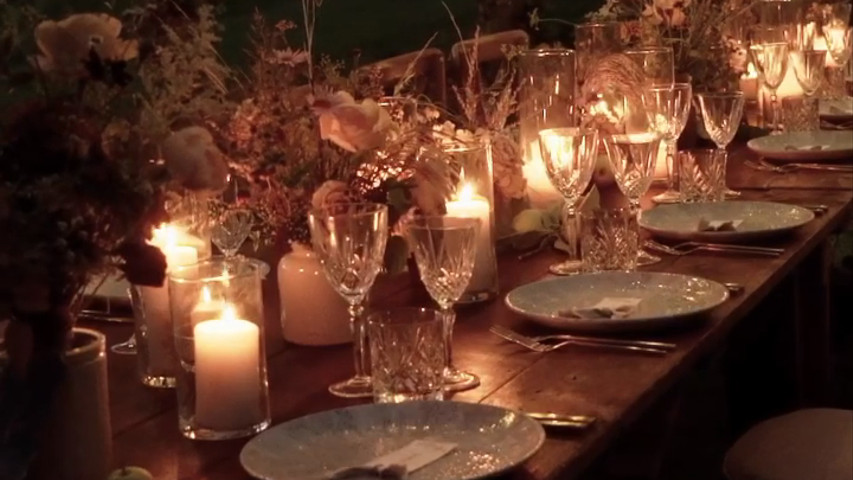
[744,158,853,173]
[644,240,784,257]
[489,325,676,356]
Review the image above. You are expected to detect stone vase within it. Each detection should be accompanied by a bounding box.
[277,243,351,346]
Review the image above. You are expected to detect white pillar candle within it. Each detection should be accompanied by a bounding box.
[446,183,494,293]
[523,139,562,209]
[194,306,262,430]
[139,224,199,375]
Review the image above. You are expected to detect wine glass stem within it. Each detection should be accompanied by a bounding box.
[561,203,580,263]
[770,90,780,132]
[348,302,368,380]
[665,139,677,191]
[440,306,456,372]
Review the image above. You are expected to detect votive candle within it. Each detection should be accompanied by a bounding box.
[446,183,493,293]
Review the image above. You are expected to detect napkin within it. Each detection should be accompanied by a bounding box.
[697,218,743,232]
[328,439,457,479]
[558,297,642,320]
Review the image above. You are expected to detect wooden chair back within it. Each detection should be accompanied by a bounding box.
[448,29,529,82]
[360,48,447,106]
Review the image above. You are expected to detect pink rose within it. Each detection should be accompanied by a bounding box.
[312,91,393,152]
[161,126,229,192]
[311,180,353,210]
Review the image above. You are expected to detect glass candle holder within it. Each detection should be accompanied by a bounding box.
[518,49,577,209]
[131,222,207,388]
[165,193,213,260]
[168,257,270,440]
[444,142,499,303]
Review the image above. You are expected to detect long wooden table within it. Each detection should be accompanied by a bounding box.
[86,147,853,480]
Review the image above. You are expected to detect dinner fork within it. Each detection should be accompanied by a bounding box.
[489,325,671,356]
[644,240,784,257]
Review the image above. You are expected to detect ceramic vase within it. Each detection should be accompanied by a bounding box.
[277,243,351,346]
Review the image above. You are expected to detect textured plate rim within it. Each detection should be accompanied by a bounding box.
[239,400,546,480]
[639,201,814,241]
[504,271,729,329]
[746,131,853,161]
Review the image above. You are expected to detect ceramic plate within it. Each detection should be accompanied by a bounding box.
[820,97,853,121]
[504,272,728,332]
[240,401,545,480]
[640,201,814,242]
[746,131,853,162]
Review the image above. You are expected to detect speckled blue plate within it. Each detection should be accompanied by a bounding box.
[239,401,545,480]
[505,272,729,332]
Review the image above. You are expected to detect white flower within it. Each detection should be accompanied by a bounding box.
[33,14,138,75]
[265,48,309,66]
[312,91,394,152]
[161,127,229,192]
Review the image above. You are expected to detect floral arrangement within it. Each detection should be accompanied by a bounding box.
[585,0,755,91]
[0,0,230,473]
[221,5,455,258]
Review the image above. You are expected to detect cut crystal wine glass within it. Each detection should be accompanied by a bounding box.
[308,203,388,398]
[696,92,745,197]
[406,216,479,392]
[643,82,693,204]
[749,41,789,133]
[212,209,253,257]
[601,132,663,266]
[537,127,599,275]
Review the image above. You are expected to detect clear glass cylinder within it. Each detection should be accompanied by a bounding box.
[131,218,210,388]
[574,22,622,84]
[168,257,270,440]
[444,142,499,303]
[518,49,577,209]
[165,193,213,260]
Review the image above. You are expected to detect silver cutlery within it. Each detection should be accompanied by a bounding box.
[524,412,597,430]
[529,333,676,351]
[489,325,671,356]
[644,240,784,257]
[745,158,853,173]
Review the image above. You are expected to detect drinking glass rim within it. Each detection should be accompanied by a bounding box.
[405,215,479,232]
[169,256,259,283]
[366,307,444,327]
[645,82,692,92]
[697,91,745,99]
[625,45,674,54]
[538,127,599,139]
[519,47,576,57]
[308,202,388,220]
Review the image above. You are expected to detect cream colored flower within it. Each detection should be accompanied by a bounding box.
[34,14,138,75]
[161,127,229,192]
[311,180,352,210]
[312,91,394,152]
[265,48,309,66]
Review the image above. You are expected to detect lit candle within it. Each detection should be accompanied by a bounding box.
[445,183,494,293]
[190,286,228,325]
[740,63,760,101]
[522,139,562,209]
[194,305,262,430]
[776,65,804,100]
[139,224,199,375]
[821,27,848,67]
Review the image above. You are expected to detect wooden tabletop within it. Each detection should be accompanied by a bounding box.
[85,148,853,480]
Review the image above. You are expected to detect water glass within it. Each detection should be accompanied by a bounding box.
[574,22,621,84]
[677,149,726,203]
[624,46,675,86]
[749,41,789,132]
[580,208,638,272]
[368,308,446,404]
[643,82,693,203]
[790,49,826,97]
[781,97,819,132]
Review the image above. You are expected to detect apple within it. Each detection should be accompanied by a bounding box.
[107,466,153,480]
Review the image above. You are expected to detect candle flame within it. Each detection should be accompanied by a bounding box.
[746,62,758,78]
[152,224,179,248]
[201,286,212,303]
[221,305,237,322]
[457,182,475,202]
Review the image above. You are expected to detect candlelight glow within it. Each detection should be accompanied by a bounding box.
[151,224,180,248]
[201,286,212,303]
[457,182,475,202]
[221,305,238,322]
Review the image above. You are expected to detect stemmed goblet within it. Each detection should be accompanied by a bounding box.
[538,128,600,275]
[822,3,852,98]
[696,92,745,197]
[790,49,826,131]
[643,82,693,204]
[308,203,388,398]
[406,216,479,392]
[212,209,253,257]
[749,40,789,133]
[601,132,663,266]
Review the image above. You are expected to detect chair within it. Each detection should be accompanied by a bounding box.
[723,408,853,480]
[448,29,530,76]
[359,48,446,106]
